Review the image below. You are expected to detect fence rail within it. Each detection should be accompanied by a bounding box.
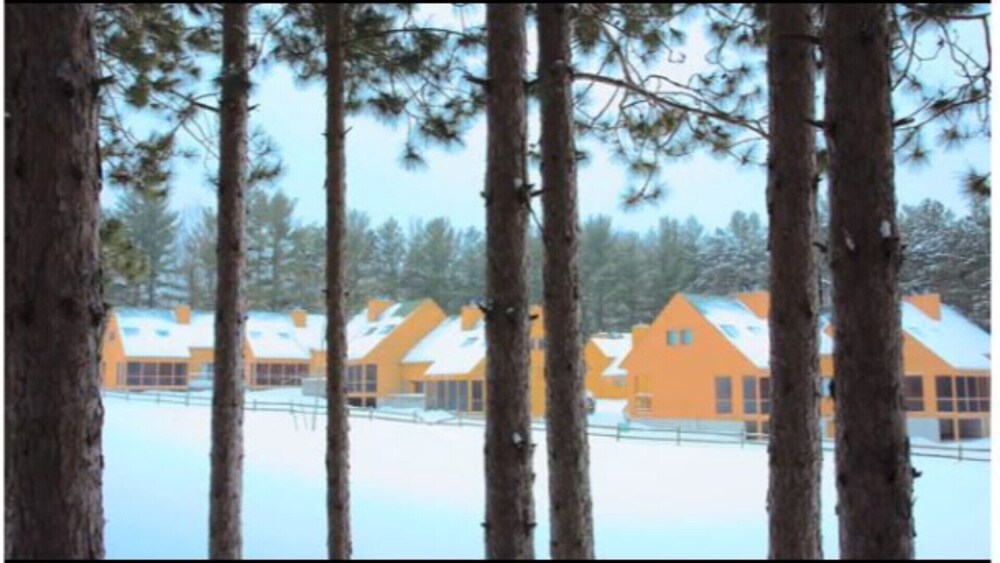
[101,389,990,463]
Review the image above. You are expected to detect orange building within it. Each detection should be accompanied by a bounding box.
[621,291,991,442]
[402,304,549,418]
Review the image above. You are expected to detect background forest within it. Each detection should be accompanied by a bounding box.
[105,187,991,332]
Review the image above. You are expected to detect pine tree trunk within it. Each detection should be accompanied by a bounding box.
[765,4,822,559]
[483,4,534,559]
[824,4,915,559]
[5,5,106,558]
[209,4,250,559]
[537,4,594,559]
[325,4,352,559]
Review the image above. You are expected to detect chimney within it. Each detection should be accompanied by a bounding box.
[175,304,191,325]
[631,323,650,346]
[460,305,483,331]
[904,293,942,321]
[291,308,308,328]
[733,291,770,319]
[367,299,394,322]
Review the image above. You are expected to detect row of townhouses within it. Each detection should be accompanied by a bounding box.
[102,292,990,441]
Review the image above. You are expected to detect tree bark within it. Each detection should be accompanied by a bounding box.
[4,5,106,558]
[483,4,534,559]
[824,4,915,559]
[209,4,250,559]
[325,4,352,559]
[765,4,823,560]
[538,4,594,559]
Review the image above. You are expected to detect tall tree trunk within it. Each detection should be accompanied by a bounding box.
[209,4,250,558]
[538,4,594,559]
[325,4,352,559]
[765,4,822,559]
[483,4,534,559]
[5,5,106,558]
[824,4,915,559]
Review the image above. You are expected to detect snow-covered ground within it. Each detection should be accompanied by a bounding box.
[103,389,990,559]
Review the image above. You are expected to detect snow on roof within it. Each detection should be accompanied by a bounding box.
[114,307,325,362]
[901,302,990,370]
[686,294,771,369]
[402,316,486,376]
[115,308,195,359]
[246,312,311,360]
[345,301,422,361]
[591,333,632,377]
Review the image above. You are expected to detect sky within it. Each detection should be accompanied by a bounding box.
[99,4,992,234]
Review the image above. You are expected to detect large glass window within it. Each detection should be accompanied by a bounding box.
[939,418,955,441]
[956,377,968,412]
[760,378,771,415]
[472,381,484,412]
[742,376,757,415]
[457,381,469,412]
[715,376,732,414]
[936,376,953,412]
[903,376,924,412]
[958,418,983,440]
[365,364,377,393]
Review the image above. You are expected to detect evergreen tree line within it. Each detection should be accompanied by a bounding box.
[104,188,991,331]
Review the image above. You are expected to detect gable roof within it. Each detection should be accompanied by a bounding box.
[901,302,990,370]
[683,293,835,369]
[115,308,193,359]
[591,333,633,377]
[345,300,425,361]
[402,315,486,376]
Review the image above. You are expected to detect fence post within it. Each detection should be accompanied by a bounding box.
[369,406,374,420]
[676,427,681,446]
[126,388,130,401]
[958,442,963,462]
[413,411,419,423]
[186,390,190,407]
[615,424,621,442]
[458,410,463,427]
[156,392,160,404]
[740,428,745,448]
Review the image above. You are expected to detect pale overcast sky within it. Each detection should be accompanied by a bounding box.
[100,4,991,233]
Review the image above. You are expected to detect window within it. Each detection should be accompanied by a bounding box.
[939,418,955,441]
[761,420,771,436]
[956,377,968,412]
[635,394,652,413]
[472,381,484,412]
[365,364,377,393]
[436,382,446,410]
[903,376,924,411]
[127,362,141,386]
[667,331,678,346]
[413,382,424,394]
[715,377,732,414]
[979,377,990,412]
[744,420,759,438]
[743,376,757,415]
[936,376,953,412]
[759,378,771,415]
[742,376,769,415]
[681,330,693,345]
[447,380,459,411]
[967,377,979,412]
[201,363,214,378]
[457,381,469,412]
[611,376,626,388]
[958,418,983,440]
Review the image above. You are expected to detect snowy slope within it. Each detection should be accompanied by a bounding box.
[102,391,991,559]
